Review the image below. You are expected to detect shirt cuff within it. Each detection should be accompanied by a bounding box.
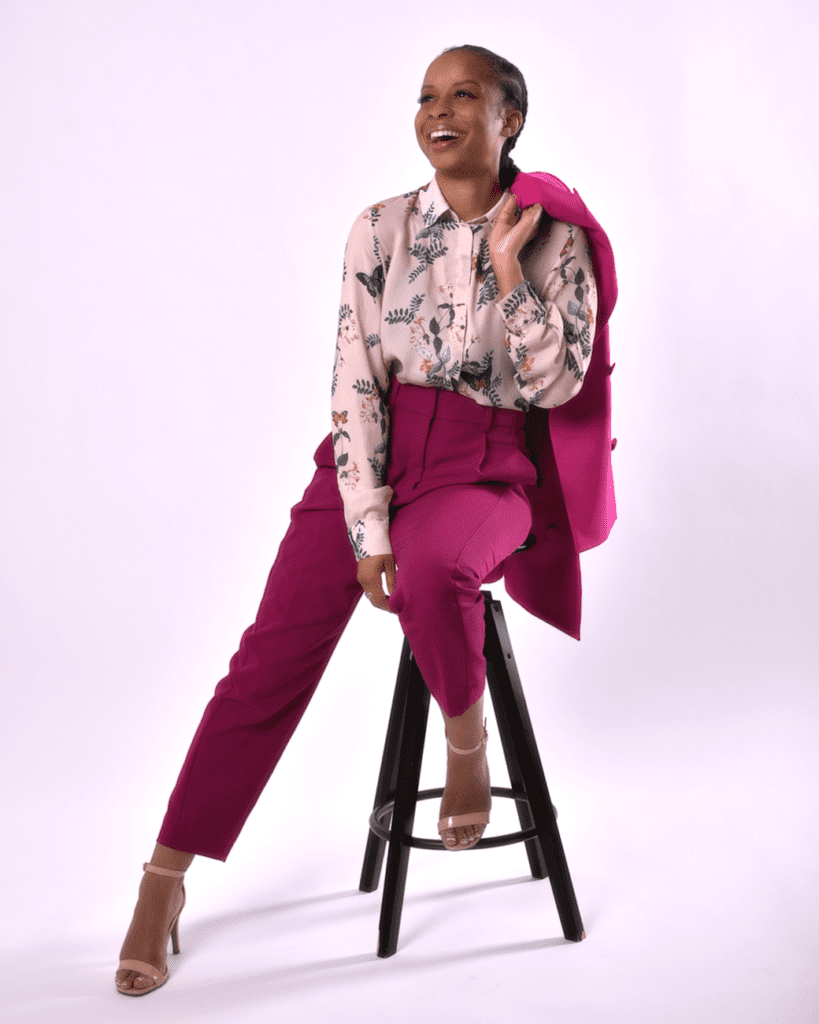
[348,516,393,562]
[494,279,545,335]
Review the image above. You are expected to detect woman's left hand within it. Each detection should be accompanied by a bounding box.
[488,192,543,266]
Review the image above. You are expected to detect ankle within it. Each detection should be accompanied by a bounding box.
[441,697,486,750]
[150,843,195,874]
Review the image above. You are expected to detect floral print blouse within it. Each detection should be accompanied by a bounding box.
[331,173,598,562]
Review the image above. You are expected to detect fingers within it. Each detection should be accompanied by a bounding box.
[508,196,542,221]
[494,198,541,257]
[366,586,391,612]
[357,554,398,613]
[504,194,541,218]
[358,574,386,609]
[501,193,519,223]
[513,205,542,248]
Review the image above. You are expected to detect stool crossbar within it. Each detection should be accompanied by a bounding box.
[359,582,585,958]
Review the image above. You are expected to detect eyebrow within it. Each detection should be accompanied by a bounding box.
[420,79,482,91]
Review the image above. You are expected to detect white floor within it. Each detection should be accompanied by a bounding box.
[2,684,816,1024]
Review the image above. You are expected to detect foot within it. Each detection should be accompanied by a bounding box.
[438,728,492,849]
[115,867,185,993]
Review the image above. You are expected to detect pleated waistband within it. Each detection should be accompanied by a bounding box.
[389,377,527,429]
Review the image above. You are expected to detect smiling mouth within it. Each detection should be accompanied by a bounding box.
[430,134,463,150]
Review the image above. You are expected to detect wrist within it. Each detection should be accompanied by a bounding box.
[493,259,525,299]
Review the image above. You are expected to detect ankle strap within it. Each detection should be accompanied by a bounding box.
[446,718,488,756]
[143,861,186,878]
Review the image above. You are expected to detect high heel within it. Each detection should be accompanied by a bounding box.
[437,717,491,851]
[116,862,186,996]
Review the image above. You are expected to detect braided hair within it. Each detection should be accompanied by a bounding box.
[437,44,528,191]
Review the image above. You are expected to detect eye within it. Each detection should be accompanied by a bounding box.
[417,90,475,104]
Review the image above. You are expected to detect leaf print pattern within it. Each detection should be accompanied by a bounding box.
[353,377,390,486]
[474,238,500,310]
[349,520,367,561]
[385,294,425,325]
[331,175,598,561]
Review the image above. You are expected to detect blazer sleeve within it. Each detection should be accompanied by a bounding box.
[330,206,394,562]
[493,223,598,409]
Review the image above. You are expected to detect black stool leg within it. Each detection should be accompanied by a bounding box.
[376,647,430,958]
[359,635,415,894]
[482,590,585,942]
[482,598,548,881]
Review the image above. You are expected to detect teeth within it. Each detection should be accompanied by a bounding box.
[431,130,461,140]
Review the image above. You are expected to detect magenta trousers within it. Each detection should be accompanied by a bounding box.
[157,378,536,860]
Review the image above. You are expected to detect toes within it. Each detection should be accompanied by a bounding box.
[458,825,484,847]
[441,823,486,849]
[441,826,459,847]
[116,969,154,990]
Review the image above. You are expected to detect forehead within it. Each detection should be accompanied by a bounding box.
[421,51,494,89]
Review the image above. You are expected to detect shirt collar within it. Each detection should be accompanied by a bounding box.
[418,174,511,228]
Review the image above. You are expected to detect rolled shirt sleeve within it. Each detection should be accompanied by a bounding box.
[331,207,394,562]
[494,223,598,409]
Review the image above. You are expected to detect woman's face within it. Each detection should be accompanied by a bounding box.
[414,51,520,178]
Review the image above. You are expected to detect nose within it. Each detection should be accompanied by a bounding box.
[423,111,453,136]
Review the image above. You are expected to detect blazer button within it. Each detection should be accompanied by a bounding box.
[611,438,618,450]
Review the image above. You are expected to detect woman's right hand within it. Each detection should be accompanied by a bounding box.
[357,554,397,613]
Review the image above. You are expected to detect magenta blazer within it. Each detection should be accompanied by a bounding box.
[312,169,618,640]
[487,170,619,639]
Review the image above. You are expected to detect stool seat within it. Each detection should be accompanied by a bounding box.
[359,587,585,958]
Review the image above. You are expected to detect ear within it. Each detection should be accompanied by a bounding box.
[504,110,522,137]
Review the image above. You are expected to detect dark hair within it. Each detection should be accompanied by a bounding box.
[437,44,528,190]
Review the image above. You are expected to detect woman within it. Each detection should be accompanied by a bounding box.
[115,43,599,995]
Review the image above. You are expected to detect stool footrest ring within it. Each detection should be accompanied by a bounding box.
[368,786,558,851]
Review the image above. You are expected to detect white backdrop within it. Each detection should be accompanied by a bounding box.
[1,1,817,1022]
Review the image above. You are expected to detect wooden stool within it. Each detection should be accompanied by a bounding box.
[359,552,585,957]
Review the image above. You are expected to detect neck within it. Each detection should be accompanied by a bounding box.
[434,170,505,222]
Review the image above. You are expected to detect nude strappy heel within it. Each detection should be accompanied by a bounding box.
[116,862,186,996]
[437,717,491,850]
